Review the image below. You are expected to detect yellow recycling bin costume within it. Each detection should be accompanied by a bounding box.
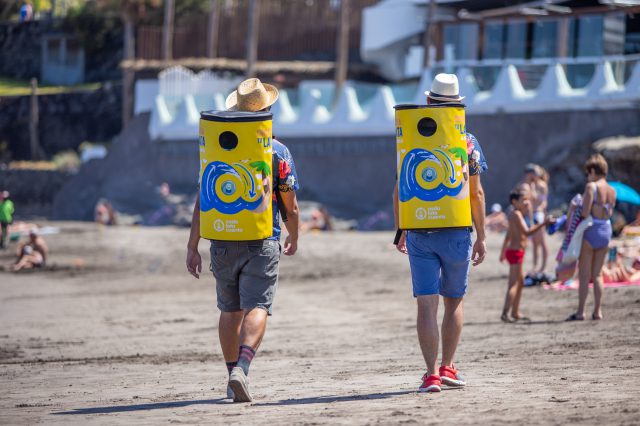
[395,103,472,230]
[199,111,273,240]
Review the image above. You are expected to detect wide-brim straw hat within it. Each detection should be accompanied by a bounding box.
[225,78,279,112]
[425,73,465,102]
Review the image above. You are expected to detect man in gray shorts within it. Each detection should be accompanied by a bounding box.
[186,78,300,403]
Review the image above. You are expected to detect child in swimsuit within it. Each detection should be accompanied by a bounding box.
[500,189,554,323]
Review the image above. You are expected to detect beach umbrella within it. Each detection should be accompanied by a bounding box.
[608,181,640,205]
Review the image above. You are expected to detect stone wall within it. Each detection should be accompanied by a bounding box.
[0,19,122,83]
[0,83,122,159]
[0,168,72,218]
[0,21,48,81]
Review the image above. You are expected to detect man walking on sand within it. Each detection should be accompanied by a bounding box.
[393,73,488,392]
[186,78,300,403]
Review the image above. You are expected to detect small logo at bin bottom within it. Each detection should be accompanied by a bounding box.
[416,207,427,220]
[214,219,225,232]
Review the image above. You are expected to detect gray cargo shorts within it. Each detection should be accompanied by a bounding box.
[209,239,281,315]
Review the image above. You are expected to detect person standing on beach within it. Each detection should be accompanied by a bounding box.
[0,191,15,249]
[499,189,554,323]
[567,154,616,321]
[393,74,488,393]
[528,165,550,274]
[186,78,300,403]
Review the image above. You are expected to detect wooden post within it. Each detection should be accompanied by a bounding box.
[245,0,260,78]
[422,0,437,68]
[29,78,40,161]
[162,0,175,60]
[333,0,350,107]
[122,17,135,128]
[206,0,220,58]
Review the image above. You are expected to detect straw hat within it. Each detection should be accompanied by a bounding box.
[225,78,279,112]
[425,73,465,102]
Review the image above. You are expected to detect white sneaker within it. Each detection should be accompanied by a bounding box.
[229,367,252,402]
[226,383,234,399]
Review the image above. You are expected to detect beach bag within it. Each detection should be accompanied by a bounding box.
[556,194,582,264]
[562,215,593,264]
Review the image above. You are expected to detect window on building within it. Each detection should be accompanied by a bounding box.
[483,21,504,59]
[505,21,527,59]
[532,19,559,58]
[443,23,479,61]
[577,15,604,57]
[625,13,640,55]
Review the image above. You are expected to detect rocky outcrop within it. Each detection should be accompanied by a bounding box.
[594,136,640,191]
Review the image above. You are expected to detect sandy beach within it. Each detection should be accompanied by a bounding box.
[1,223,639,425]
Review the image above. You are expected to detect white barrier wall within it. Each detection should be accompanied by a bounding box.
[140,62,640,141]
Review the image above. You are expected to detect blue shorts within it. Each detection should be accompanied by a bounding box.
[406,229,472,298]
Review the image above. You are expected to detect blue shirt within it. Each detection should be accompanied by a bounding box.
[269,139,300,240]
[466,133,488,176]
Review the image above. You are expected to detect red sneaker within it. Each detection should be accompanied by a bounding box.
[419,374,441,393]
[439,365,466,387]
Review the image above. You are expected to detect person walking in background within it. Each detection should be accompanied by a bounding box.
[567,154,616,321]
[394,73,487,393]
[186,78,300,403]
[500,189,554,323]
[0,191,15,249]
[530,165,550,273]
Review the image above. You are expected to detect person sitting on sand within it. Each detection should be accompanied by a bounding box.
[499,189,554,323]
[486,203,508,233]
[13,229,48,271]
[300,206,333,232]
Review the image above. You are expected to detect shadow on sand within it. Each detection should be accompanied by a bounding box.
[52,398,228,415]
[52,389,434,414]
[465,319,565,326]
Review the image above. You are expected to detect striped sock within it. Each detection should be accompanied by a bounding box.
[226,361,237,376]
[236,344,256,375]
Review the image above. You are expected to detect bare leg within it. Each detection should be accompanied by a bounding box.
[12,254,39,271]
[441,297,463,367]
[239,307,268,350]
[591,247,607,319]
[511,263,525,319]
[219,311,243,362]
[416,295,439,376]
[535,230,548,273]
[532,235,540,273]
[502,264,520,318]
[576,240,594,319]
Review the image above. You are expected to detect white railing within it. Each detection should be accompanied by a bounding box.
[139,58,640,141]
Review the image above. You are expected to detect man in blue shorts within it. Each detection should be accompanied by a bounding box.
[393,73,488,393]
[186,78,300,403]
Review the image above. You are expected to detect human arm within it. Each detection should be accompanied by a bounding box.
[499,226,510,263]
[469,174,486,266]
[393,181,407,254]
[15,241,25,258]
[514,209,552,236]
[279,190,299,256]
[186,193,202,278]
